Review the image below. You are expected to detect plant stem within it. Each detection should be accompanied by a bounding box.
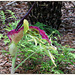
[15,2,35,31]
[11,52,17,74]
[15,52,35,71]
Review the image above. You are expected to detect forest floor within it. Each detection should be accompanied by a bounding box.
[59,1,75,49]
[0,1,75,74]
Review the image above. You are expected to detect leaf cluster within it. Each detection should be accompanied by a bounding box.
[0,10,16,25]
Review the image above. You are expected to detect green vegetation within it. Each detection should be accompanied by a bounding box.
[0,10,16,25]
[0,10,75,74]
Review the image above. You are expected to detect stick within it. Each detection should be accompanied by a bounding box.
[6,1,16,6]
[71,1,75,6]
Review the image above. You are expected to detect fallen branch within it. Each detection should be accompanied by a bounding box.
[6,1,16,6]
[71,1,75,6]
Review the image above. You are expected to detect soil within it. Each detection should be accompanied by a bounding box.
[58,1,75,49]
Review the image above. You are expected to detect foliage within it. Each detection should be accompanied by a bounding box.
[4,21,57,68]
[31,22,55,34]
[2,15,75,74]
[0,10,16,25]
[6,10,16,19]
[0,34,3,39]
[40,41,75,74]
[0,10,6,24]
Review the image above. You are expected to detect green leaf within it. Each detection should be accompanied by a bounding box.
[0,34,3,39]
[6,10,16,19]
[31,56,37,60]
[68,48,75,51]
[0,11,6,24]
[48,50,56,67]
[27,35,38,46]
[69,53,75,58]
[28,50,35,53]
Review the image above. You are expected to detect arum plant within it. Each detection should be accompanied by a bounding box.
[7,2,57,74]
[8,2,35,74]
[8,19,53,73]
[8,21,57,73]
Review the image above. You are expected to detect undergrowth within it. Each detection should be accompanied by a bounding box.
[0,10,75,74]
[0,10,16,25]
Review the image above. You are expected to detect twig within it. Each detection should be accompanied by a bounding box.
[71,1,75,6]
[0,1,16,9]
[62,16,75,18]
[62,7,75,10]
[6,1,16,6]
